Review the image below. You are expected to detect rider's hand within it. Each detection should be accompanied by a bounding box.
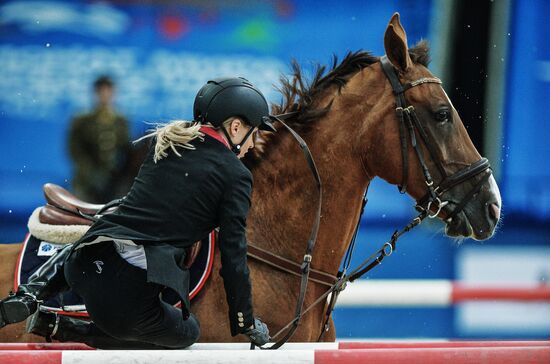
[243,317,270,346]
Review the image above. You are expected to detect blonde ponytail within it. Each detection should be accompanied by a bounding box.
[134,120,205,163]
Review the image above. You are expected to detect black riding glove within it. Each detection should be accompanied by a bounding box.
[243,318,270,346]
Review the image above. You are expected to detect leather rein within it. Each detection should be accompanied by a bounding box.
[249,114,323,350]
[250,56,493,348]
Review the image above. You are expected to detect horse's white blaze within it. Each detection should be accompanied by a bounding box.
[488,175,502,208]
[440,87,456,110]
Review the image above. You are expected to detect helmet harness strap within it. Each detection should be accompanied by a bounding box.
[220,124,256,155]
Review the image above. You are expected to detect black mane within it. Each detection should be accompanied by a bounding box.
[271,50,379,128]
[244,40,430,166]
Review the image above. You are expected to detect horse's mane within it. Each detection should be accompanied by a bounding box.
[244,40,430,168]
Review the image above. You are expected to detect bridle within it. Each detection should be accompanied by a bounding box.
[378,56,492,221]
[252,56,493,349]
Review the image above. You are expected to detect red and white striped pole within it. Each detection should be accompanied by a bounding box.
[1,341,549,351]
[335,279,550,307]
[1,345,549,364]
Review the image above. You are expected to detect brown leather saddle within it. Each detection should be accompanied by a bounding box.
[38,183,202,269]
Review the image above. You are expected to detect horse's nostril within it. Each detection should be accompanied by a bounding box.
[489,203,500,221]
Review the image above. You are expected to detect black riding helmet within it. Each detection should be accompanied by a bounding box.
[194,77,276,132]
[193,77,276,154]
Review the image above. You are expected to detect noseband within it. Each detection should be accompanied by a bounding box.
[379,56,492,220]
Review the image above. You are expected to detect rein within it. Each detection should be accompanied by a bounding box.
[251,112,324,350]
[249,56,494,348]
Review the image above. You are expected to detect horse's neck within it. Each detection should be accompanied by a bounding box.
[247,128,371,276]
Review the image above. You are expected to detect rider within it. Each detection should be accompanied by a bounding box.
[0,77,273,349]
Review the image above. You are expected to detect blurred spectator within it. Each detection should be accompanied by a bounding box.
[68,75,130,203]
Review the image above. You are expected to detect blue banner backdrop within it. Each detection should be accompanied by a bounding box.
[502,0,550,221]
[0,0,431,222]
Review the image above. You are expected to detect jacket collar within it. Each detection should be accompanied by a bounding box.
[199,126,230,149]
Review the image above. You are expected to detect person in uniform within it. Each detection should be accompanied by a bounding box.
[0,77,272,349]
[68,75,130,203]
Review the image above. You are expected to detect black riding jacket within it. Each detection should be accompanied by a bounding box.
[76,134,254,336]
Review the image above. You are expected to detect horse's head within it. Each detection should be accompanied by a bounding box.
[358,13,501,240]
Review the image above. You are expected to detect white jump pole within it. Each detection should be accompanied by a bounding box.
[335,279,550,307]
[2,347,550,364]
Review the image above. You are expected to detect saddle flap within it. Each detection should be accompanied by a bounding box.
[39,205,93,226]
[16,233,216,317]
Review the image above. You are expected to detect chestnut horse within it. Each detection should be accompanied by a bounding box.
[0,13,501,343]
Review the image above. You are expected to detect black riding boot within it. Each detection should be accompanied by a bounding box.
[0,244,72,328]
[26,310,95,345]
[27,310,166,349]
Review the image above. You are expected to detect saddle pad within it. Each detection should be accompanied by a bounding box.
[14,233,216,317]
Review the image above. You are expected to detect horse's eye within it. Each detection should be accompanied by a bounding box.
[434,110,450,123]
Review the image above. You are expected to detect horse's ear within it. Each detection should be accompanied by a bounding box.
[384,13,412,72]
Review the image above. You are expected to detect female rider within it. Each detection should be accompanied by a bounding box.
[0,77,272,349]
